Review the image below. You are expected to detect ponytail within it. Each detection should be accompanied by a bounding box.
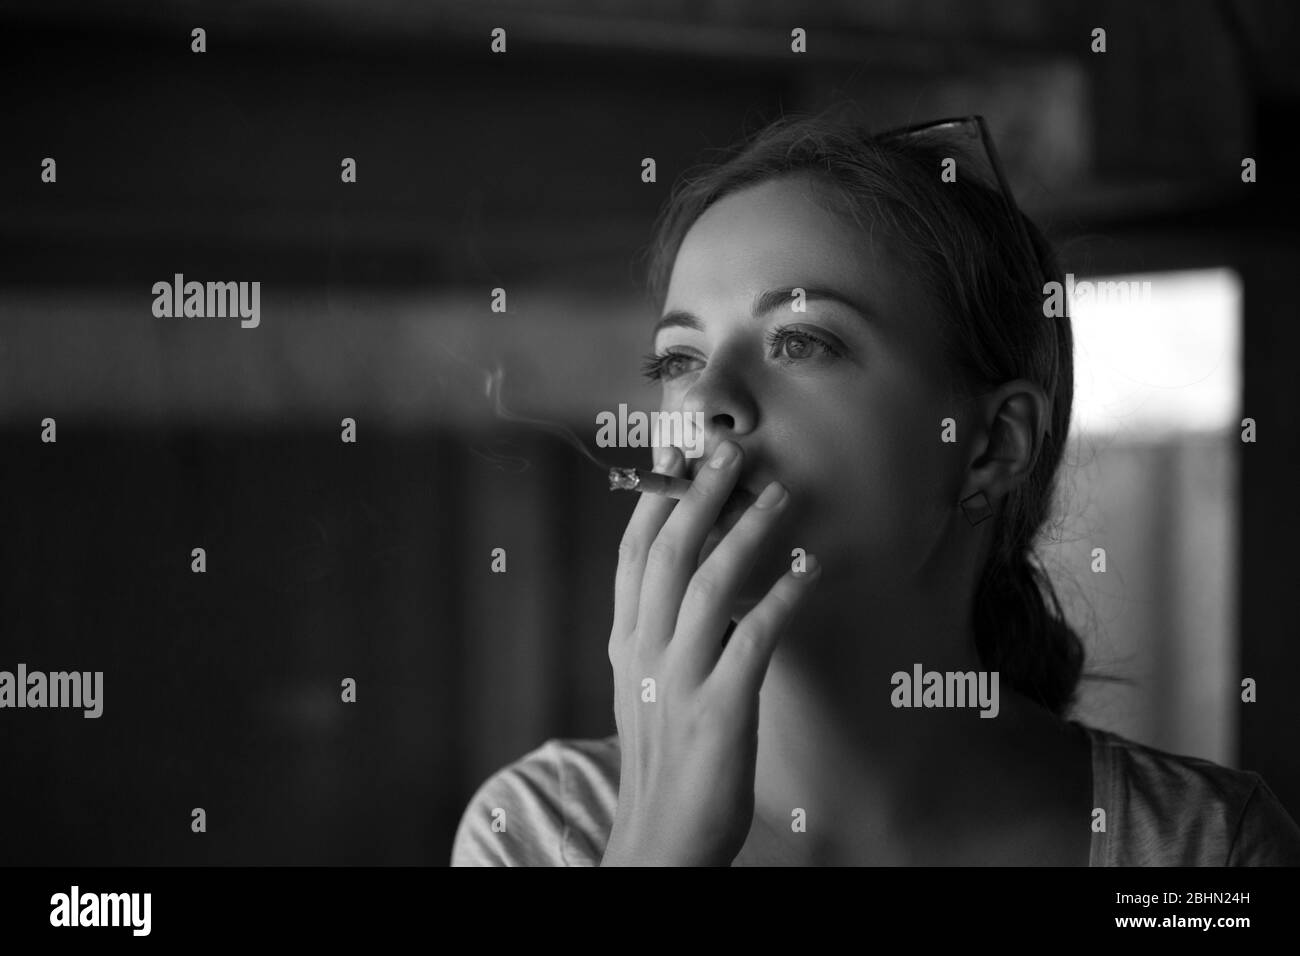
[973,547,1084,717]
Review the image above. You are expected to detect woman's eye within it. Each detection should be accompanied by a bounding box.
[642,327,841,383]
[765,326,841,363]
[641,350,702,383]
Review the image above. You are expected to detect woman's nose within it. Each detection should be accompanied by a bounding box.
[679,359,757,437]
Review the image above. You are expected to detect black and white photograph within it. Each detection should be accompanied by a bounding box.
[2,0,1298,935]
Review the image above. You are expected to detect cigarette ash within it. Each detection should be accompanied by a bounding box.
[608,467,641,491]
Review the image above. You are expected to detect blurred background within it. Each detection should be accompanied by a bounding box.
[2,0,1297,864]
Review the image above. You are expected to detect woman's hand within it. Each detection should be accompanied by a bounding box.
[601,440,821,866]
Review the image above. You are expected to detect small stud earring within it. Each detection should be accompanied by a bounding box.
[960,490,993,526]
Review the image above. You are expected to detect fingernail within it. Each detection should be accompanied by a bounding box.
[655,446,674,470]
[754,481,787,509]
[795,553,820,577]
[709,441,737,469]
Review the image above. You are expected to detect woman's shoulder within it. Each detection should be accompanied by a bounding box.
[1077,721,1300,866]
[450,734,620,866]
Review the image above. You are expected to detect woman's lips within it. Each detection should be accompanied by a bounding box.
[683,460,763,535]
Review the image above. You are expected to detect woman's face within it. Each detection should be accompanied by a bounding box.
[652,172,970,614]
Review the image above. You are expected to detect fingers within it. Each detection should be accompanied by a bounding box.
[706,555,821,703]
[611,445,687,641]
[671,480,790,678]
[634,440,744,653]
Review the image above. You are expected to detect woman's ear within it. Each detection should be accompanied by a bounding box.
[959,379,1051,505]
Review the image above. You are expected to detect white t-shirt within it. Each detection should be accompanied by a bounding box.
[450,721,1300,866]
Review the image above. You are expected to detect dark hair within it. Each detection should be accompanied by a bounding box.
[639,107,1084,717]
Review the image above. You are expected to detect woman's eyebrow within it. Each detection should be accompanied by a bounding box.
[652,285,877,345]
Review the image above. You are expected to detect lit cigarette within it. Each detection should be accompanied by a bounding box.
[608,467,759,514]
[608,467,694,500]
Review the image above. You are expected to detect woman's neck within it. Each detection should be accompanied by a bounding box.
[744,576,1069,863]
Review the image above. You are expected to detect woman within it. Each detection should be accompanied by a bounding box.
[452,109,1300,866]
